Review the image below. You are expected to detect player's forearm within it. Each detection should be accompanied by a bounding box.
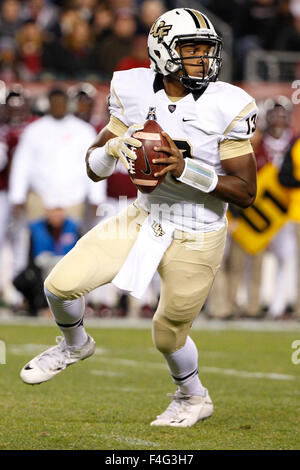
[175,155,256,208]
[211,175,256,208]
[86,146,116,182]
[212,152,257,208]
[85,126,117,182]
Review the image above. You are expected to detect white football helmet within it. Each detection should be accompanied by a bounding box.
[148,8,222,91]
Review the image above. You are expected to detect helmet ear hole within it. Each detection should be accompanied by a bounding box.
[154,50,161,58]
[166,60,179,73]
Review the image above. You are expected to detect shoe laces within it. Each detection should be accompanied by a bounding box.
[35,336,70,372]
[157,391,192,420]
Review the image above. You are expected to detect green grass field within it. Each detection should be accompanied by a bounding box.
[0,320,300,450]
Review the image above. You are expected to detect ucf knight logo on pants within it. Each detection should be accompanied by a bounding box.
[152,221,165,237]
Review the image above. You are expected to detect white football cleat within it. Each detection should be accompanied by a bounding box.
[20,335,96,385]
[150,389,213,427]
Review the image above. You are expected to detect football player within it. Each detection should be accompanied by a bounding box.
[20,8,257,428]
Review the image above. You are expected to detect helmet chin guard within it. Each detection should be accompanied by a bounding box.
[148,8,222,91]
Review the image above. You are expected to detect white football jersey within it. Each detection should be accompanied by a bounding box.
[109,68,257,232]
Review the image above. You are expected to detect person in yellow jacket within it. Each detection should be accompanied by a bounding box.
[279,136,300,318]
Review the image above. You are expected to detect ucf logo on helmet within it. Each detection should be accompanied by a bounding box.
[150,20,172,41]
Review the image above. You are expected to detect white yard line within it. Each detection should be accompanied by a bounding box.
[93,356,166,369]
[8,344,299,382]
[98,386,145,393]
[112,435,160,448]
[90,369,124,377]
[94,347,107,355]
[199,366,296,381]
[8,344,108,356]
[93,356,298,381]
[1,315,300,332]
[9,344,53,355]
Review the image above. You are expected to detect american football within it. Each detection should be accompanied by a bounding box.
[129,119,170,193]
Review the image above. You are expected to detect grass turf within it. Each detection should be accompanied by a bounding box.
[0,322,300,450]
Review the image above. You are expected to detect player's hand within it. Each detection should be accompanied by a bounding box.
[105,124,144,171]
[153,132,185,179]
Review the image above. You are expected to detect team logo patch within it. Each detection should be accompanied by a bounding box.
[146,107,157,120]
[150,20,172,42]
[152,221,165,237]
[168,105,176,113]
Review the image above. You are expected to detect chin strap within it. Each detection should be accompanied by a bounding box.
[180,75,209,92]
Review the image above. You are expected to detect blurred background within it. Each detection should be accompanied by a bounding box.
[0,0,300,322]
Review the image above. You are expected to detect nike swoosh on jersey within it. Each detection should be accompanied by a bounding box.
[182,118,197,122]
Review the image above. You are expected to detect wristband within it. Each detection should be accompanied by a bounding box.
[88,146,116,178]
[176,157,218,193]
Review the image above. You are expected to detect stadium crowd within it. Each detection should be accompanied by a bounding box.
[0,0,300,321]
[0,0,300,82]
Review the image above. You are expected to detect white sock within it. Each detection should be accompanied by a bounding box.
[44,288,88,348]
[163,336,206,396]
